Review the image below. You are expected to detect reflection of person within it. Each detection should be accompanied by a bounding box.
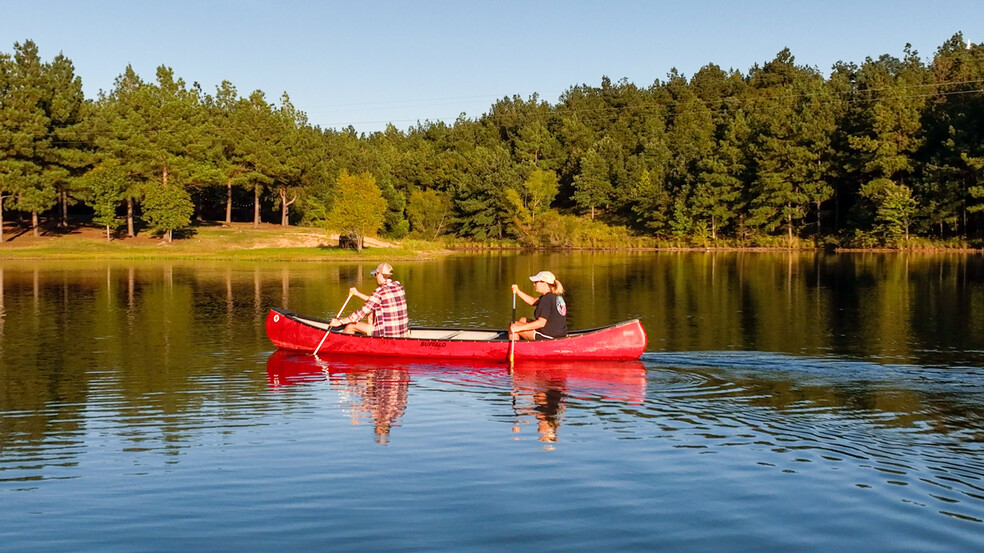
[509,270,567,341]
[330,263,409,337]
[334,368,409,444]
[511,385,566,444]
[533,389,564,442]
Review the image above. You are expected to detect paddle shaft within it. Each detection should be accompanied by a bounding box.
[314,292,353,354]
[509,290,516,367]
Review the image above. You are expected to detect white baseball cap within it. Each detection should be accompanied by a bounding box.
[371,262,394,276]
[529,270,556,284]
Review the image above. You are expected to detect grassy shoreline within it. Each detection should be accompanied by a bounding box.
[2,221,982,260]
[0,222,447,261]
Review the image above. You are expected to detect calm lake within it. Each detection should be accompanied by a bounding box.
[2,252,984,552]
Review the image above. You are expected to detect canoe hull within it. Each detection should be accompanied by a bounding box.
[265,308,646,362]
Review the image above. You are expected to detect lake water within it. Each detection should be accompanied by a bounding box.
[2,252,984,552]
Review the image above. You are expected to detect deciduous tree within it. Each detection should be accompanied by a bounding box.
[328,171,386,252]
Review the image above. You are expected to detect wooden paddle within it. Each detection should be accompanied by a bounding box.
[314,291,353,355]
[509,289,516,368]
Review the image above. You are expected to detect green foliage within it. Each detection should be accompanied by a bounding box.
[873,180,917,245]
[0,40,85,235]
[80,164,128,239]
[5,33,984,249]
[529,210,636,248]
[142,183,194,242]
[406,188,451,239]
[522,168,559,221]
[669,197,693,237]
[573,149,612,220]
[693,110,748,239]
[328,170,387,251]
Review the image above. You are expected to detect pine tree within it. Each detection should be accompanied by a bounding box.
[848,47,928,242]
[923,34,984,237]
[92,65,215,239]
[573,149,612,221]
[0,41,80,237]
[693,110,749,240]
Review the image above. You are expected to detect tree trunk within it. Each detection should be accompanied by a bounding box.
[127,198,135,237]
[226,181,233,224]
[166,229,172,243]
[787,212,793,245]
[106,225,111,241]
[0,196,5,244]
[356,234,363,253]
[279,189,296,226]
[815,200,823,239]
[253,187,261,228]
[60,190,68,227]
[32,211,40,237]
[280,189,288,226]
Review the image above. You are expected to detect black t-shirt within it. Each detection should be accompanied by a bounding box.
[533,292,568,339]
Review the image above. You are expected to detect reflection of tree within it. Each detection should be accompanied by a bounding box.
[332,369,409,444]
[0,266,5,334]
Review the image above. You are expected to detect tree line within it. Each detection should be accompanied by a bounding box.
[1,33,982,248]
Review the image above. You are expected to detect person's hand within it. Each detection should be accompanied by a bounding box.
[511,284,519,293]
[329,317,342,327]
[348,287,359,296]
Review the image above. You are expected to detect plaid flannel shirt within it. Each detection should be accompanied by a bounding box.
[343,280,409,338]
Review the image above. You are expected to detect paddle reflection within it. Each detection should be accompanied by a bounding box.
[265,350,647,445]
[508,363,647,445]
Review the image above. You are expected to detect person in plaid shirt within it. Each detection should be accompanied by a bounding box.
[329,263,409,338]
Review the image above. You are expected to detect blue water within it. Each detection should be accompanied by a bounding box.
[4,350,983,552]
[3,256,984,552]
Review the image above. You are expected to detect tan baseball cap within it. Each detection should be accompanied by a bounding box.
[529,270,556,284]
[371,262,394,276]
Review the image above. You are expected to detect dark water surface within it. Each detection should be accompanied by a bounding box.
[2,253,984,552]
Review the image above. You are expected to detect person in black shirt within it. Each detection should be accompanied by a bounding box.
[509,270,568,341]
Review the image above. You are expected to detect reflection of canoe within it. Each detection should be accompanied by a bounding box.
[265,350,647,403]
[265,308,647,361]
[508,361,647,404]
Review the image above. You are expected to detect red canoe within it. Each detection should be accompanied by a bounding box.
[265,307,647,362]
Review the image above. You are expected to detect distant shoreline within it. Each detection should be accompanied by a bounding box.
[1,221,982,260]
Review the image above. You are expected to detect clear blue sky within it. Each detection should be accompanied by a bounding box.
[2,1,980,134]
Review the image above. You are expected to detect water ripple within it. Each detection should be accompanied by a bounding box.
[636,350,984,525]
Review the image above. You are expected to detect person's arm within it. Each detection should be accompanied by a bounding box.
[510,317,547,334]
[337,288,382,325]
[349,286,370,301]
[510,284,538,306]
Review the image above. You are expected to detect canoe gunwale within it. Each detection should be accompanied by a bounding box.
[269,307,639,343]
